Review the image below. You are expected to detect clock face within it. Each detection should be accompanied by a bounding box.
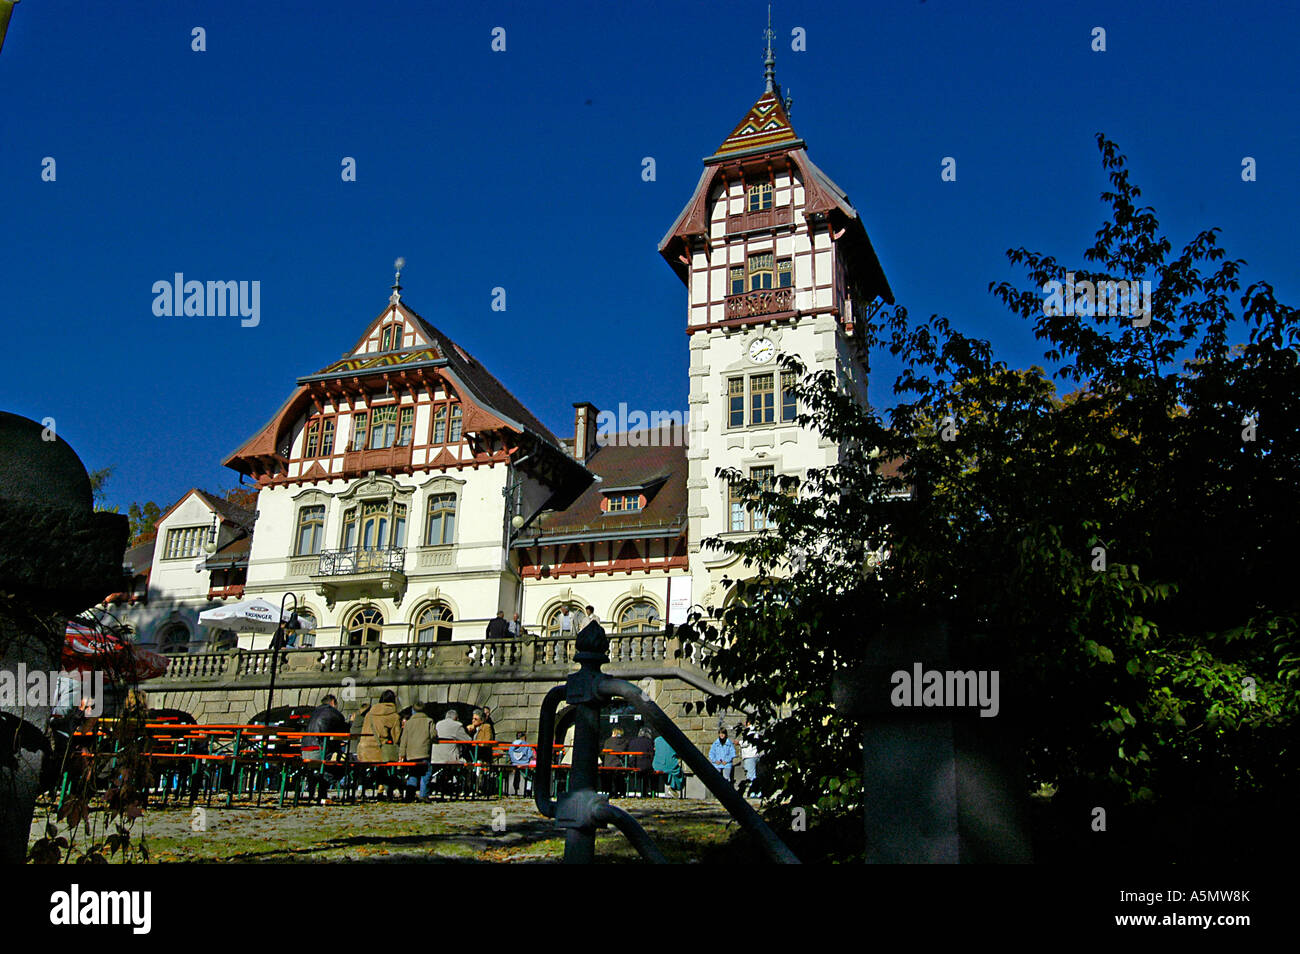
[748,337,775,363]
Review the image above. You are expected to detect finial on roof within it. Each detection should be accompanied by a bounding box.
[763,5,776,93]
[390,256,405,304]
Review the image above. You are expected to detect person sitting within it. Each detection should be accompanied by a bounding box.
[430,708,472,798]
[302,693,349,803]
[653,734,686,798]
[602,726,628,796]
[506,731,535,797]
[359,690,402,799]
[624,727,655,796]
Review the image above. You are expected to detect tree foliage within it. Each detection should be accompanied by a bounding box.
[694,135,1299,859]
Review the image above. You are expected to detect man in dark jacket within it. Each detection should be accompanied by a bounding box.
[485,610,511,639]
[302,694,349,801]
[624,727,654,796]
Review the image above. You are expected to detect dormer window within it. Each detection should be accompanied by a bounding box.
[605,493,642,513]
[747,182,773,211]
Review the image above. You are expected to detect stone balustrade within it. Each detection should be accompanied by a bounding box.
[150,631,719,693]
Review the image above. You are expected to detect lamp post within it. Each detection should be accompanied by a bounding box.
[264,592,298,723]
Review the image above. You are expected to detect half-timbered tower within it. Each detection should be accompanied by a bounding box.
[658,45,893,609]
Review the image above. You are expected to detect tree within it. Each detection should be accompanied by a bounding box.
[697,135,1299,862]
[127,502,162,545]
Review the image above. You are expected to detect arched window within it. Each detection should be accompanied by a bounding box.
[414,603,454,644]
[346,607,384,646]
[544,603,581,639]
[617,600,661,633]
[159,623,190,655]
[425,493,456,546]
[342,500,407,550]
[292,610,317,649]
[295,505,325,555]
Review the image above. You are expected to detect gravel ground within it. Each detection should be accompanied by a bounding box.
[28,794,754,863]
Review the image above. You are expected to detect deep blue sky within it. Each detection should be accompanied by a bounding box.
[2,1,1296,512]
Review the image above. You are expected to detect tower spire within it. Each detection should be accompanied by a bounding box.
[390,256,405,304]
[763,5,776,93]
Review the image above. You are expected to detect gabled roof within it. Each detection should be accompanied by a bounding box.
[154,488,256,534]
[193,489,256,532]
[225,298,567,474]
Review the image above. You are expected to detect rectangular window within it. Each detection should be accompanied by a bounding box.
[304,421,320,459]
[320,419,335,456]
[728,377,745,428]
[777,258,793,288]
[751,373,774,425]
[748,252,774,291]
[747,182,773,211]
[449,405,462,442]
[381,326,393,351]
[342,508,357,549]
[295,505,325,555]
[728,482,746,532]
[397,407,414,446]
[607,493,641,513]
[781,370,797,422]
[750,466,775,531]
[433,406,447,444]
[426,493,456,546]
[351,412,368,451]
[730,266,745,297]
[369,406,397,449]
[164,526,207,560]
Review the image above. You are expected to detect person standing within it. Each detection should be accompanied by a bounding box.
[708,727,736,787]
[558,606,575,637]
[398,702,435,801]
[738,716,762,797]
[508,613,522,637]
[486,610,510,639]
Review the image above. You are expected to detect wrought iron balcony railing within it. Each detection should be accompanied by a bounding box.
[314,546,406,577]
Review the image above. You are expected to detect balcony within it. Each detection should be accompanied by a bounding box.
[726,206,792,234]
[725,286,795,320]
[310,546,407,609]
[207,583,246,601]
[340,442,413,476]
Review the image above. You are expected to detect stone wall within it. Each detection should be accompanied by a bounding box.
[148,672,738,762]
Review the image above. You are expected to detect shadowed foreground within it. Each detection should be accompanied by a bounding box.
[28,797,759,863]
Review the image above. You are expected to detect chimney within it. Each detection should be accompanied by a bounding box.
[572,402,599,463]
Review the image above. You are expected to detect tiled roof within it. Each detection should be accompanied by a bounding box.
[520,433,687,541]
[122,540,154,574]
[194,489,256,532]
[712,88,801,159]
[397,302,563,449]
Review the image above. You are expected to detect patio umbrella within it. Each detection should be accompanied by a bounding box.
[199,597,314,726]
[197,598,313,638]
[63,621,170,681]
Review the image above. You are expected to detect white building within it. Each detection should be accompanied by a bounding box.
[107,53,892,662]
